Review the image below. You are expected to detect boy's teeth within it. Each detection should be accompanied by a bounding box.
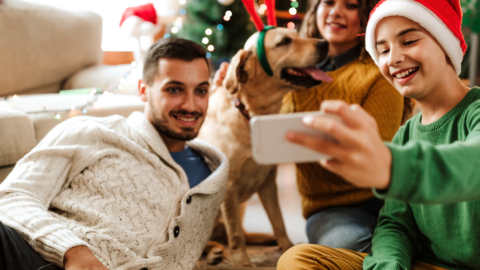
[395,68,417,79]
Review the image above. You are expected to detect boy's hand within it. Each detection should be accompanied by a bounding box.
[286,100,391,190]
[212,62,229,91]
[64,245,110,270]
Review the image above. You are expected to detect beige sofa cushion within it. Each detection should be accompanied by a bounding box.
[0,108,37,167]
[0,0,103,97]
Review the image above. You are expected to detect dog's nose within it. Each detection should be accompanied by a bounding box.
[316,40,329,63]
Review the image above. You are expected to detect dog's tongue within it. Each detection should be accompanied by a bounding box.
[302,67,333,83]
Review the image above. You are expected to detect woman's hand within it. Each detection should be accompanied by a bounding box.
[211,62,229,91]
[286,100,392,190]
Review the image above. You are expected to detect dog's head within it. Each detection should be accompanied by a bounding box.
[224,27,330,96]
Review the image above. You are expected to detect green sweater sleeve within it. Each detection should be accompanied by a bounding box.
[363,199,420,270]
[375,104,480,204]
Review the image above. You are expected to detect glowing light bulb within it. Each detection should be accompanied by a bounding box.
[207,45,214,51]
[287,22,295,29]
[202,37,209,44]
[171,27,178,33]
[179,0,186,4]
[205,28,212,35]
[289,8,297,15]
[223,15,230,21]
[225,10,232,17]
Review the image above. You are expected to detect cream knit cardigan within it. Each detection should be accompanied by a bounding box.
[0,112,229,270]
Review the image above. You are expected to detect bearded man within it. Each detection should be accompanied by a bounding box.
[0,38,228,270]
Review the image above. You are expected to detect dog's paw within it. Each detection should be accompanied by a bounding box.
[206,246,224,265]
[230,249,253,267]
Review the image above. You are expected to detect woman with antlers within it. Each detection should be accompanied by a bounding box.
[279,0,411,253]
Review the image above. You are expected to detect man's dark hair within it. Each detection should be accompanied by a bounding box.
[143,38,209,85]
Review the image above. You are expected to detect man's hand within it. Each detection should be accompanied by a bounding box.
[64,245,110,270]
[211,62,229,91]
[286,100,392,190]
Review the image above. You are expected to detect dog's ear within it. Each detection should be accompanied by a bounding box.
[224,49,251,94]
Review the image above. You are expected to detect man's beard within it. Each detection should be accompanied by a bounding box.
[151,109,203,141]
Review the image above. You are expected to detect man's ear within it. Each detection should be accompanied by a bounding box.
[138,80,148,102]
[224,49,251,94]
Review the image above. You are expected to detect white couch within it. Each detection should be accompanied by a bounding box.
[0,0,143,181]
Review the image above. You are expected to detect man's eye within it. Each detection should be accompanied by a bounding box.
[168,87,181,93]
[197,88,208,95]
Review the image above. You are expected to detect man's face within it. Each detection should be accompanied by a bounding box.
[139,58,210,143]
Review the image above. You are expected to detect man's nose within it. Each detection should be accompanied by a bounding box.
[180,92,196,111]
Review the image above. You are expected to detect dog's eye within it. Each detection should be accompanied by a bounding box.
[276,37,292,47]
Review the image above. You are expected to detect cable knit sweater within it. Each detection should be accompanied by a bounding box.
[0,112,229,270]
[280,57,404,218]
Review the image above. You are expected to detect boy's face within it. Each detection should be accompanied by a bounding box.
[138,58,210,143]
[375,16,453,100]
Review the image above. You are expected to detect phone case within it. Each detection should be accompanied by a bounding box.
[250,112,339,165]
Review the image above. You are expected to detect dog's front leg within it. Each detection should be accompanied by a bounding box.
[257,169,294,253]
[221,183,252,266]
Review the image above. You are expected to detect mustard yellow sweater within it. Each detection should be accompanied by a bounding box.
[280,57,404,219]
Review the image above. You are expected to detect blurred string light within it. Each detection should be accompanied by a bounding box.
[202,37,209,44]
[289,7,297,15]
[207,45,215,51]
[206,52,212,58]
[164,33,171,38]
[291,0,299,8]
[287,22,295,29]
[223,10,232,21]
[259,4,267,15]
[217,24,223,30]
[179,0,186,4]
[171,27,179,33]
[179,9,186,15]
[205,28,212,35]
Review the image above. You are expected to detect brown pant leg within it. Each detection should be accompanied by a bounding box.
[277,244,366,270]
[277,244,449,270]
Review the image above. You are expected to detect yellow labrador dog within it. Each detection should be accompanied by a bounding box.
[198,27,330,266]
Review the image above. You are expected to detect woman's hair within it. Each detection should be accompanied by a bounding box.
[300,0,414,124]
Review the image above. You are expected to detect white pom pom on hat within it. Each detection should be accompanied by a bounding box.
[365,0,467,75]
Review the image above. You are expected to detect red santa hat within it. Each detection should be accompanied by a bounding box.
[120,3,157,27]
[365,0,467,75]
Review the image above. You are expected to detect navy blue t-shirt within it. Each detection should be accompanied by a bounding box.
[170,146,211,188]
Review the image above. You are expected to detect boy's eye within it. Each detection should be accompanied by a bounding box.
[404,39,418,46]
[379,49,390,55]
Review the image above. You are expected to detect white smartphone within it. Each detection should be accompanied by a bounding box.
[250,111,341,165]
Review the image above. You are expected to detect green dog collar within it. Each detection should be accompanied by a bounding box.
[257,26,276,76]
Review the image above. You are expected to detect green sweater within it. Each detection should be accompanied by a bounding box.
[364,87,480,270]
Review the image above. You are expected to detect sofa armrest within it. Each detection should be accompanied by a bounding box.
[0,108,37,167]
[63,64,140,95]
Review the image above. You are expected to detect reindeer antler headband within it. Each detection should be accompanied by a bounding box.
[241,0,277,76]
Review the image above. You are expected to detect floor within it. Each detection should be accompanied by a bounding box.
[243,163,307,245]
[197,164,307,269]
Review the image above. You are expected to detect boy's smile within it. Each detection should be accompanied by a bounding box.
[375,16,455,101]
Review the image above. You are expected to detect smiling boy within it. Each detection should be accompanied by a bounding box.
[277,0,480,269]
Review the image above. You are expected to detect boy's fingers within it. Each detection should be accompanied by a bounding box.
[286,131,348,160]
[302,116,357,147]
[320,101,369,129]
